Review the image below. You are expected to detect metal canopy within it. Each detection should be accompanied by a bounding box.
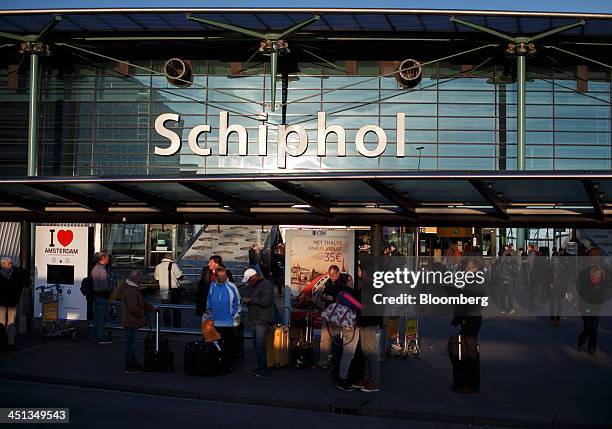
[0,8,611,38]
[1,171,612,227]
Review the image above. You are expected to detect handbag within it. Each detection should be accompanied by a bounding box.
[167,262,183,303]
[320,291,360,329]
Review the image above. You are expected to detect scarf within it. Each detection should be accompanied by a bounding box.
[0,268,12,280]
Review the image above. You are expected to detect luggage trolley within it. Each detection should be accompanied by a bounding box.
[37,284,80,340]
[388,307,421,358]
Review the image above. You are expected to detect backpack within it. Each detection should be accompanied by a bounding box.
[80,276,94,297]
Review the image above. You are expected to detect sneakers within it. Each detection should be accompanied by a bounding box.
[336,379,354,392]
[251,368,267,377]
[352,378,369,389]
[508,309,516,315]
[125,364,143,374]
[96,339,114,345]
[360,382,381,393]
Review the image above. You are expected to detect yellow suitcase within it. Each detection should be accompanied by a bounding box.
[266,325,290,368]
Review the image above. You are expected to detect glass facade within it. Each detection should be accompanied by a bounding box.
[1,59,610,176]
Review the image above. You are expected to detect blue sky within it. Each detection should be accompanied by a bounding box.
[1,0,612,13]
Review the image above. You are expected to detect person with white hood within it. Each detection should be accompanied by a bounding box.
[154,253,184,328]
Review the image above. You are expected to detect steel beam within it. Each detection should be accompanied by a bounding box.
[449,16,514,42]
[266,180,331,217]
[277,15,320,39]
[179,182,253,217]
[28,184,109,213]
[364,179,418,218]
[0,191,47,214]
[582,179,605,221]
[468,179,510,220]
[100,183,178,214]
[186,15,267,39]
[35,15,62,41]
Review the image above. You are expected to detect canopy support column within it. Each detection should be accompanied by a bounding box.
[27,53,39,176]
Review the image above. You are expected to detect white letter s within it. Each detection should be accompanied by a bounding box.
[154,113,181,156]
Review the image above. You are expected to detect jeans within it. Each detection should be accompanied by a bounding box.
[549,287,564,321]
[0,305,17,346]
[251,263,263,276]
[578,316,599,351]
[359,325,381,385]
[93,297,108,341]
[252,323,269,372]
[162,298,182,328]
[501,281,514,311]
[318,320,341,366]
[124,327,137,369]
[339,325,359,380]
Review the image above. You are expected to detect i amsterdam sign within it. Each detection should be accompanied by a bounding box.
[154,111,408,169]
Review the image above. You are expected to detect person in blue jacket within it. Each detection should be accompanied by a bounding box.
[206,265,241,367]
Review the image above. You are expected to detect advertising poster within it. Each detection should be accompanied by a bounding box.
[284,229,355,298]
[34,226,89,321]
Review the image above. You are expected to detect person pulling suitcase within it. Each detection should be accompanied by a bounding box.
[205,266,241,370]
[448,258,484,393]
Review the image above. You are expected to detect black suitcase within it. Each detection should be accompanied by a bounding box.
[0,323,7,355]
[184,340,202,376]
[144,312,174,373]
[331,335,365,383]
[198,339,229,377]
[290,317,315,369]
[448,334,480,391]
[293,340,315,369]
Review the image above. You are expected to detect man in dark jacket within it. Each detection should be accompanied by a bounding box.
[121,270,157,373]
[241,268,274,377]
[196,255,233,317]
[0,257,24,352]
[91,252,114,344]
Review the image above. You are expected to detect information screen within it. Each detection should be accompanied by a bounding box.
[46,264,75,285]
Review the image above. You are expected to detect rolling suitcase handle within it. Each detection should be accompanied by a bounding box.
[148,310,160,353]
[155,310,160,353]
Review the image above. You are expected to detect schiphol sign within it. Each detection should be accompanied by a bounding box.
[154,111,408,169]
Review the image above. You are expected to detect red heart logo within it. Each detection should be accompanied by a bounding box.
[57,230,73,247]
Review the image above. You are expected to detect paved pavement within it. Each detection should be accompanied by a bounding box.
[0,315,610,429]
[1,379,508,429]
